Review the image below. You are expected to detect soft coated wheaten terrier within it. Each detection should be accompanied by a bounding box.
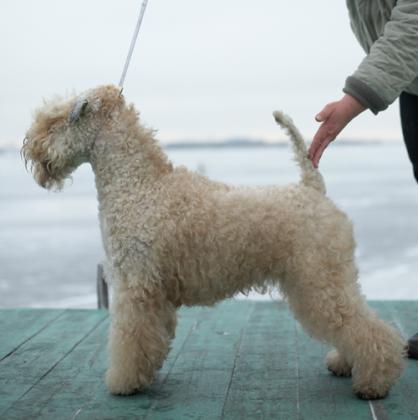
[23,85,405,399]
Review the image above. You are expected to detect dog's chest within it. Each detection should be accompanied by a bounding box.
[97,197,156,263]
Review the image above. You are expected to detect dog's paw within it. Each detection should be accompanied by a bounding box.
[354,388,389,400]
[326,350,352,377]
[105,368,146,396]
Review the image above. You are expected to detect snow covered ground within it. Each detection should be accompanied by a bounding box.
[1,141,418,308]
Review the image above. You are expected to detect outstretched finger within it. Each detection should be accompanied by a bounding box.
[308,124,329,159]
[308,141,320,162]
[312,138,332,168]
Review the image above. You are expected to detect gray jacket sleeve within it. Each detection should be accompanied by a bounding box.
[344,0,418,114]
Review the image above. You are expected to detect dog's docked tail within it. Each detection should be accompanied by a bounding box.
[273,111,326,194]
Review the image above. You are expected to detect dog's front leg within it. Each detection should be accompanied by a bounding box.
[105,284,177,395]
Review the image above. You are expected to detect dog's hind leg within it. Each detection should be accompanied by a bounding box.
[282,258,404,399]
[105,282,176,395]
[346,310,405,399]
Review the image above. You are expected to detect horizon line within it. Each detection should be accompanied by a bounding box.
[0,136,403,152]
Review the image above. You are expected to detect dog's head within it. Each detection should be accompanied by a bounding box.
[22,84,124,189]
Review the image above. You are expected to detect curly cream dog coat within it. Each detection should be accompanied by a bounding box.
[23,85,405,399]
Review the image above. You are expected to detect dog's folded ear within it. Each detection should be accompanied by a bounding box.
[69,85,124,123]
[69,97,88,123]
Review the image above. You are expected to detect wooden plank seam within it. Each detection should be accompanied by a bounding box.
[369,400,389,420]
[0,310,66,363]
[219,303,254,419]
[142,319,201,419]
[1,314,108,418]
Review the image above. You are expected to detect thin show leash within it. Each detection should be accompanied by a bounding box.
[89,0,149,152]
[119,0,149,90]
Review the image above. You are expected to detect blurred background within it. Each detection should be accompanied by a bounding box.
[1,0,417,307]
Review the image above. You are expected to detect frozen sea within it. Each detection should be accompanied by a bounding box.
[1,142,418,308]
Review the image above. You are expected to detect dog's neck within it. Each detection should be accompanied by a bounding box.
[90,106,173,195]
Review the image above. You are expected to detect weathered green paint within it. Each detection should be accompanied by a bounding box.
[0,309,65,360]
[0,301,417,420]
[295,323,372,420]
[144,301,253,420]
[2,320,110,420]
[372,301,418,420]
[221,302,299,420]
[75,306,208,420]
[0,309,107,416]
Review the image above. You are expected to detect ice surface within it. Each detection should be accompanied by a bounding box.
[1,142,417,308]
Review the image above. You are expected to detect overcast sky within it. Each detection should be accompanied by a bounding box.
[1,0,403,147]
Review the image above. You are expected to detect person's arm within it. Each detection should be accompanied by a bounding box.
[309,0,418,168]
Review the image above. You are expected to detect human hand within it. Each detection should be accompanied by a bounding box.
[308,94,366,168]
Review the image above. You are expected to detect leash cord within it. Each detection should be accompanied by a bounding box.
[90,1,148,154]
[118,0,149,88]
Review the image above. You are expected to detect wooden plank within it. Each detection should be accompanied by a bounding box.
[371,301,418,420]
[0,309,107,416]
[142,300,254,420]
[0,309,65,360]
[221,301,299,419]
[295,301,417,420]
[296,322,372,420]
[72,306,208,420]
[2,320,109,420]
[0,302,417,420]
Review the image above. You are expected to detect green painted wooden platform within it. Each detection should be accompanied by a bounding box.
[0,301,417,420]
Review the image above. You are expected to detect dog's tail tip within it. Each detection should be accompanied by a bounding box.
[272,109,326,195]
[272,110,297,134]
[272,110,288,126]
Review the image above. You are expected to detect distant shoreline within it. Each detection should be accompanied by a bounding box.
[0,138,400,154]
[163,139,388,149]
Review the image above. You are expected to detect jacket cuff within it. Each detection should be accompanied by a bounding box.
[343,76,388,115]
